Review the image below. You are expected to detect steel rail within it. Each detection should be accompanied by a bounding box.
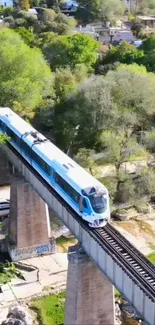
[94,226,155,298]
[107,223,155,274]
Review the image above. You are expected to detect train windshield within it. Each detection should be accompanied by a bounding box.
[89,193,107,214]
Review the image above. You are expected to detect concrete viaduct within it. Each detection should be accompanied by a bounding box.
[0,141,155,325]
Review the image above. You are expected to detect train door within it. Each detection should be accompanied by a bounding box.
[79,196,89,216]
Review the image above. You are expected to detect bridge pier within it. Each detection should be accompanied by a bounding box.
[0,149,11,185]
[8,173,56,261]
[65,244,115,325]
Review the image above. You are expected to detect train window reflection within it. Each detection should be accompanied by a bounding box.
[89,194,107,214]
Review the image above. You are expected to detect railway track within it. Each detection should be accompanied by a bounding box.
[93,224,155,298]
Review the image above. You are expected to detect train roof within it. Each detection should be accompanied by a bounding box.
[0,107,108,192]
[0,107,37,135]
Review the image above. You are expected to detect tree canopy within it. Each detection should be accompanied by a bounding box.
[52,64,155,152]
[0,28,53,118]
[43,33,99,71]
[101,41,144,66]
[76,0,125,22]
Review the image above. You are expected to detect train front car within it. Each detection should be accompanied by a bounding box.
[81,186,110,228]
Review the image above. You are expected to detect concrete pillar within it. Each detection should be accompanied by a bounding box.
[8,173,56,261]
[65,244,115,325]
[0,148,11,185]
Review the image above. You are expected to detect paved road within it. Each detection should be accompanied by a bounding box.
[0,253,68,305]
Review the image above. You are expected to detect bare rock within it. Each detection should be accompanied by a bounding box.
[7,306,33,325]
[1,318,24,325]
[115,302,122,325]
[112,210,129,221]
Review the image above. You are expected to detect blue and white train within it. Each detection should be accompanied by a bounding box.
[0,108,110,228]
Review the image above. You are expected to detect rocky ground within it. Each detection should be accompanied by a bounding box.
[0,305,37,325]
[0,299,145,325]
[112,207,155,256]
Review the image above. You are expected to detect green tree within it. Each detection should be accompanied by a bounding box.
[106,64,155,129]
[100,129,145,197]
[19,0,30,10]
[41,8,57,24]
[34,64,87,144]
[142,50,155,72]
[143,129,155,153]
[129,0,155,13]
[101,41,144,66]
[53,75,113,151]
[135,167,155,199]
[75,148,98,175]
[3,16,15,28]
[2,6,14,17]
[43,34,99,71]
[14,10,38,29]
[15,27,35,46]
[35,32,56,48]
[141,34,155,52]
[55,63,155,152]
[0,134,7,143]
[38,9,76,34]
[0,28,53,118]
[76,0,124,22]
[54,65,87,102]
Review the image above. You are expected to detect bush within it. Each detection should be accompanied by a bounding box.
[135,169,155,198]
[15,18,28,28]
[41,9,56,24]
[115,179,136,203]
[134,201,151,213]
[3,16,15,27]
[141,34,155,52]
[115,208,128,214]
[3,6,14,17]
[101,41,144,66]
[15,27,35,46]
[100,176,117,203]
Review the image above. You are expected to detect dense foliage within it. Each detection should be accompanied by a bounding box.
[0,28,52,118]
[2,2,155,206]
[76,0,125,22]
[43,33,99,71]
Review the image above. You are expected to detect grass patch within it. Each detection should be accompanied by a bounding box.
[56,236,77,253]
[96,158,113,166]
[96,151,148,167]
[134,202,150,213]
[0,262,21,285]
[115,288,121,298]
[135,220,154,235]
[147,252,155,265]
[31,292,65,325]
[149,242,155,250]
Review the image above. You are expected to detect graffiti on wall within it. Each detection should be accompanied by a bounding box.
[10,241,56,261]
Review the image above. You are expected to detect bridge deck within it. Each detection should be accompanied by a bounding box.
[2,143,155,325]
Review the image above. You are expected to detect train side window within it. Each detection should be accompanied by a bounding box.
[5,126,20,146]
[30,149,52,176]
[55,172,79,203]
[0,120,5,131]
